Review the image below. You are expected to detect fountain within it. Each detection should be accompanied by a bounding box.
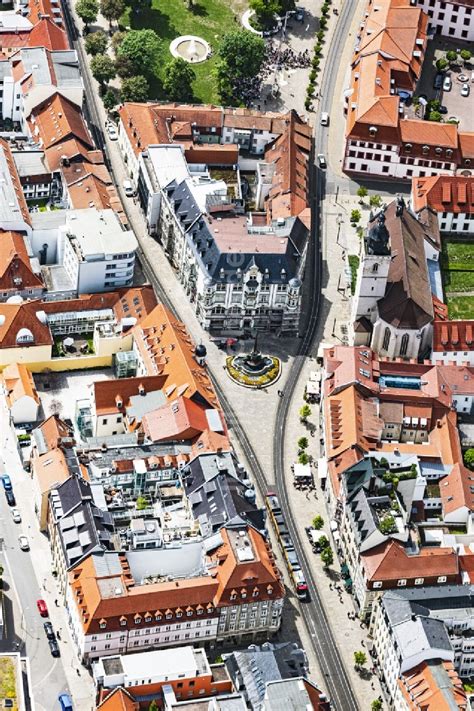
[226,333,281,389]
[170,35,211,64]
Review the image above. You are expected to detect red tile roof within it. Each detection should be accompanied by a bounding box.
[0,301,53,349]
[93,375,168,416]
[0,230,44,292]
[412,175,474,214]
[439,463,474,516]
[142,396,216,442]
[30,93,93,150]
[0,32,30,51]
[96,687,138,711]
[433,319,474,353]
[363,540,460,583]
[398,660,467,711]
[28,17,69,50]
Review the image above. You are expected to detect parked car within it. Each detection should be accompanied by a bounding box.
[443,75,452,91]
[106,123,118,140]
[1,475,12,490]
[49,638,60,657]
[18,535,29,551]
[43,621,55,639]
[461,83,470,97]
[5,490,16,507]
[122,179,135,197]
[11,509,21,523]
[36,599,48,617]
[433,73,443,90]
[58,693,73,711]
[317,154,327,169]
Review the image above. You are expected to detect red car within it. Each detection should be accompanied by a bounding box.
[36,599,48,617]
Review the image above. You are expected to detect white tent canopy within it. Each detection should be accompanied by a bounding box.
[294,462,312,479]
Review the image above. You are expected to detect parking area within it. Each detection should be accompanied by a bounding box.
[34,368,113,422]
[416,35,473,130]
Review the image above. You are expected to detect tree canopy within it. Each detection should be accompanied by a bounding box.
[84,30,108,56]
[100,0,125,26]
[76,0,99,26]
[218,30,265,79]
[121,75,149,102]
[90,54,116,85]
[163,58,196,102]
[117,29,160,72]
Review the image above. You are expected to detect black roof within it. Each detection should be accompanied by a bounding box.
[182,452,265,536]
[165,180,306,284]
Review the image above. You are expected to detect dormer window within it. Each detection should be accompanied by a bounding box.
[16,328,34,344]
[446,149,453,158]
[422,145,429,155]
[230,590,237,601]
[134,615,142,625]
[241,589,247,598]
[252,588,259,598]
[99,619,107,629]
[435,147,442,155]
[207,604,214,613]
[266,585,273,595]
[144,615,152,623]
[404,144,412,153]
[120,616,127,627]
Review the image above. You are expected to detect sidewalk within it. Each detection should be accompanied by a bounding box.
[0,392,94,710]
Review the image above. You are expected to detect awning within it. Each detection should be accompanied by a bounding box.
[294,462,312,479]
[317,458,327,480]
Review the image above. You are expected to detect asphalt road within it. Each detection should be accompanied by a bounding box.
[272,1,361,710]
[0,460,70,711]
[61,0,360,707]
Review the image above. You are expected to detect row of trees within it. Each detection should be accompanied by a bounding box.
[305,0,331,110]
[435,48,472,72]
[76,0,151,29]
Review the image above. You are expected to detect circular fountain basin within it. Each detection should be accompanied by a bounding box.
[170,35,210,64]
[226,353,281,388]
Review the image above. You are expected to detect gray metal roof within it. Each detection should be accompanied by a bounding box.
[13,150,49,178]
[164,180,306,284]
[182,453,265,537]
[125,540,206,584]
[262,678,313,711]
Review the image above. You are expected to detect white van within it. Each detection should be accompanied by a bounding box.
[123,179,135,197]
[320,112,329,126]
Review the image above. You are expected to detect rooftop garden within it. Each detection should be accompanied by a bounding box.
[425,483,441,499]
[441,238,474,318]
[0,657,18,711]
[52,334,95,358]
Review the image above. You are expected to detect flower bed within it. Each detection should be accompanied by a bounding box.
[225,356,281,388]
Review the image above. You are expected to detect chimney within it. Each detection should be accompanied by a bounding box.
[396,196,405,217]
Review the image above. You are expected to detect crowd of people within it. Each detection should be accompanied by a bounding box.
[232,42,312,107]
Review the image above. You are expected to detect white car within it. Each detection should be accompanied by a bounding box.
[123,179,135,197]
[18,535,29,551]
[11,508,21,523]
[443,75,452,92]
[107,123,118,140]
[317,154,327,169]
[461,83,470,97]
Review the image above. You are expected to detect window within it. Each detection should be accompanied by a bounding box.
[116,416,121,423]
[99,621,106,629]
[397,579,407,587]
[437,576,447,583]
[372,263,378,273]
[414,578,424,586]
[400,333,409,357]
[134,617,141,625]
[373,582,382,589]
[102,418,108,425]
[382,327,391,351]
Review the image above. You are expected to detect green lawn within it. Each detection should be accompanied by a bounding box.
[120,0,242,103]
[446,295,474,319]
[441,238,474,311]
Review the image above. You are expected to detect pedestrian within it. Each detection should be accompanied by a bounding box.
[361,639,365,647]
[54,599,58,607]
[76,668,81,676]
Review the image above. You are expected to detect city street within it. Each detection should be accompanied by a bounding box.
[0,392,94,711]
[61,0,410,707]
